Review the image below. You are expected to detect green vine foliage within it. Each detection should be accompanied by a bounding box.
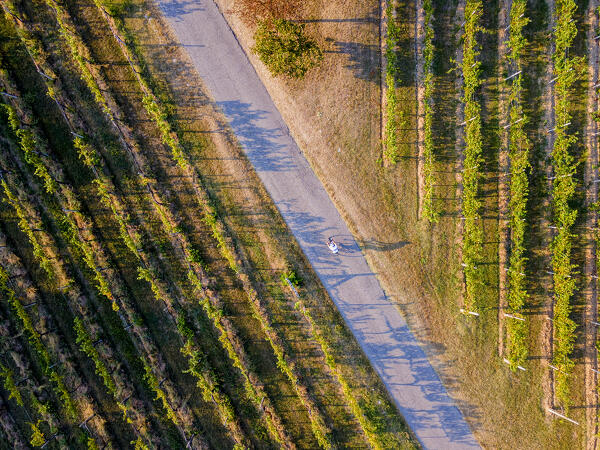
[384,72,400,164]
[550,0,584,411]
[29,420,45,447]
[78,122,248,441]
[422,0,438,222]
[384,1,401,164]
[43,0,113,119]
[1,90,116,311]
[0,265,77,419]
[4,3,201,437]
[57,209,117,311]
[505,0,531,371]
[202,209,238,273]
[73,137,141,259]
[136,267,164,303]
[49,370,77,420]
[236,282,334,449]
[178,316,246,446]
[461,0,484,312]
[0,363,24,406]
[1,181,54,279]
[287,283,413,449]
[0,266,48,368]
[74,318,117,397]
[74,314,137,425]
[131,437,149,450]
[11,13,249,435]
[1,103,57,194]
[141,360,178,426]
[141,95,188,170]
[186,270,287,446]
[88,437,101,450]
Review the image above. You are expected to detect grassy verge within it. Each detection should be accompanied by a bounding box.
[110,0,417,447]
[207,0,589,446]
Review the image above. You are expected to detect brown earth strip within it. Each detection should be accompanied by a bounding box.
[454,0,466,309]
[584,1,599,447]
[416,0,425,219]
[538,0,556,413]
[497,0,511,358]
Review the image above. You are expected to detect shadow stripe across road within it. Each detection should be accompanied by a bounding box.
[155,0,480,448]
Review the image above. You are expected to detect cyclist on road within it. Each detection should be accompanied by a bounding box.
[327,237,339,254]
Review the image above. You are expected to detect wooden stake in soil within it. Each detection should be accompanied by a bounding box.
[547,408,580,425]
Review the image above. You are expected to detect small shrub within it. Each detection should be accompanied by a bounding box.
[280,269,302,287]
[252,19,322,78]
[188,247,203,264]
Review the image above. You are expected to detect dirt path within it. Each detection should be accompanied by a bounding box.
[584,2,599,447]
[416,0,425,219]
[380,0,386,162]
[454,0,466,308]
[154,0,480,447]
[497,0,511,357]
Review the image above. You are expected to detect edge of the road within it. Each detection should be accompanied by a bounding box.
[154,1,481,447]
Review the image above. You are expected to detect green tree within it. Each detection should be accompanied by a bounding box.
[252,18,322,78]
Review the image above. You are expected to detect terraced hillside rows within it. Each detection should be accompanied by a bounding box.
[0,0,417,448]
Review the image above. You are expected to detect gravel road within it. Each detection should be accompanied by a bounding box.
[156,1,480,447]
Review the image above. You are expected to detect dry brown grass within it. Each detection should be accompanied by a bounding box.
[229,0,304,25]
[209,0,588,447]
[98,0,416,447]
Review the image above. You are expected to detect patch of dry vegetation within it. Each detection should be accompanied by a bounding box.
[209,0,590,447]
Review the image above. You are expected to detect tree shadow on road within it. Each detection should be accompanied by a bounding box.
[339,301,481,447]
[357,238,410,252]
[158,0,205,20]
[216,100,292,173]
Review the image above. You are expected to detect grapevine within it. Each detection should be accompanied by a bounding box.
[550,0,584,410]
[460,0,484,312]
[504,0,531,371]
[384,0,401,164]
[422,0,437,222]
